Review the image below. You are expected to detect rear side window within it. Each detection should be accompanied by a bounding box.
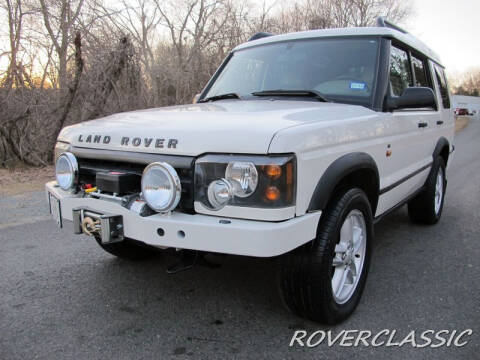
[434,65,450,108]
[411,55,429,88]
[389,46,413,96]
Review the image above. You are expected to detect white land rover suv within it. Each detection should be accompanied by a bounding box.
[46,18,454,324]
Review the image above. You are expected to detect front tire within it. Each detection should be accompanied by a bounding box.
[278,188,373,324]
[408,157,446,224]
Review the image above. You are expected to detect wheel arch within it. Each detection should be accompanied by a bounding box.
[308,152,380,215]
[433,137,450,165]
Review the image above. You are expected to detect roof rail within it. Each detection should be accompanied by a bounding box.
[248,32,273,42]
[376,17,408,34]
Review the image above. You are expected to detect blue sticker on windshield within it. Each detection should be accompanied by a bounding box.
[350,82,366,90]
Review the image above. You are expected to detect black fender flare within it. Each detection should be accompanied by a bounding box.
[433,136,450,161]
[308,152,380,213]
[426,137,450,187]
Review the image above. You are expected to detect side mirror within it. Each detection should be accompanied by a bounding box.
[386,87,436,111]
[192,94,201,104]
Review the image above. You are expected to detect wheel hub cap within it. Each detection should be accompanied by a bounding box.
[331,209,367,304]
[434,168,444,215]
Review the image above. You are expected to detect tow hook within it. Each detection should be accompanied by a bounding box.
[82,217,101,236]
[166,251,223,274]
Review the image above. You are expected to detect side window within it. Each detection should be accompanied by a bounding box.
[389,46,413,96]
[434,65,451,109]
[411,55,429,88]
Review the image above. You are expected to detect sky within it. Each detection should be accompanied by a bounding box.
[407,0,480,74]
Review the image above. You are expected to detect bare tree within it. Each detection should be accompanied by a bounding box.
[0,0,414,167]
[39,0,85,89]
[266,0,411,32]
[452,68,480,96]
[151,0,235,103]
[1,0,37,88]
[114,0,159,74]
[345,0,411,27]
[0,32,84,165]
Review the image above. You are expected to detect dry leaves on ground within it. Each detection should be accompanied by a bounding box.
[0,166,54,196]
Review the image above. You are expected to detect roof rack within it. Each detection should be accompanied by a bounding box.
[248,32,273,42]
[376,17,408,34]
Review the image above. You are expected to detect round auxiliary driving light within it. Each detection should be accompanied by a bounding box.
[141,162,181,212]
[55,152,78,190]
[225,161,258,197]
[207,178,234,210]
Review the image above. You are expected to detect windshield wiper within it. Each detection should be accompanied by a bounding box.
[198,93,242,103]
[251,89,329,102]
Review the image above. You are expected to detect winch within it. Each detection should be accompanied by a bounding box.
[72,208,124,244]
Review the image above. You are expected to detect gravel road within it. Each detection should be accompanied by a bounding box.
[1,121,479,360]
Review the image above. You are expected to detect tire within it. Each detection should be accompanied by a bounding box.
[408,157,446,225]
[95,236,157,260]
[278,188,373,324]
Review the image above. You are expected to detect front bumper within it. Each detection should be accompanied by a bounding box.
[45,181,321,257]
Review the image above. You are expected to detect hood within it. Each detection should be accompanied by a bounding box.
[59,100,373,156]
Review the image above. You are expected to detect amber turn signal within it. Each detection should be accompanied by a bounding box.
[265,164,282,179]
[265,186,280,201]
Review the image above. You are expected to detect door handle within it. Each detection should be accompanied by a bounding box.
[436,120,444,125]
[418,122,428,128]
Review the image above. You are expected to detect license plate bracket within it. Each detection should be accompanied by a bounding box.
[48,192,62,228]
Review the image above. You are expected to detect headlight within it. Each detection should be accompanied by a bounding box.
[195,154,295,211]
[54,142,71,161]
[207,178,234,209]
[141,162,181,212]
[55,152,78,190]
[225,162,258,197]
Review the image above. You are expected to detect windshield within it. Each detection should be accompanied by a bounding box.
[204,37,379,106]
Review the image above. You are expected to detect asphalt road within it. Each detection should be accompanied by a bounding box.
[1,121,479,360]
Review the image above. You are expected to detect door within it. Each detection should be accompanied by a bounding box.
[431,63,454,166]
[376,44,437,215]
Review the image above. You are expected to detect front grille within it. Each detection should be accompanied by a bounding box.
[76,156,195,214]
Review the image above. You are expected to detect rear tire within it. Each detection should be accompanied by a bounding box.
[95,236,157,260]
[278,188,373,324]
[408,157,446,225]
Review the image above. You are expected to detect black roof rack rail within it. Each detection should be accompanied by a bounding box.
[376,17,408,34]
[248,32,273,42]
